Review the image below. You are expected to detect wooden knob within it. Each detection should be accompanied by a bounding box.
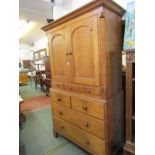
[57,98,61,102]
[82,104,88,111]
[83,122,89,128]
[59,111,63,115]
[60,126,64,129]
[86,90,91,93]
[85,140,90,146]
[66,52,72,56]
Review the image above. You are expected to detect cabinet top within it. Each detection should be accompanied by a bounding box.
[42,0,125,31]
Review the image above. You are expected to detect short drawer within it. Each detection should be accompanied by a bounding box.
[52,103,105,139]
[51,91,71,108]
[79,86,101,96]
[53,117,105,155]
[64,84,79,92]
[71,97,105,120]
[52,82,64,89]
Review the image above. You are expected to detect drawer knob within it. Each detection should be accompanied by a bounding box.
[86,90,91,94]
[85,140,90,146]
[57,98,62,102]
[82,104,88,111]
[83,122,89,128]
[60,125,64,129]
[66,52,72,56]
[59,111,63,115]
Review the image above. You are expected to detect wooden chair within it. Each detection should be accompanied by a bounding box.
[34,72,45,92]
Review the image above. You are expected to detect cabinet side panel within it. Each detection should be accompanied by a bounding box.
[105,91,124,154]
[104,8,123,99]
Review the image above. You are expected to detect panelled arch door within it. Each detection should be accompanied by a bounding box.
[69,15,100,86]
[50,28,69,83]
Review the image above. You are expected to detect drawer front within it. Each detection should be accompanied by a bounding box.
[52,82,64,89]
[51,91,71,108]
[63,84,79,92]
[52,103,105,139]
[79,86,101,96]
[54,117,105,155]
[71,97,105,120]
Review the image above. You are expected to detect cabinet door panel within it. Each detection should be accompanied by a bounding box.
[50,28,68,82]
[70,16,100,86]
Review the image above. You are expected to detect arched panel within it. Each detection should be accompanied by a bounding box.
[50,29,68,82]
[52,34,65,75]
[72,26,94,78]
[70,16,99,86]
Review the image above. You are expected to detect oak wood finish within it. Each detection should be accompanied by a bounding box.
[43,1,125,154]
[52,102,105,140]
[71,96,105,120]
[54,116,106,155]
[69,15,100,86]
[50,28,69,83]
[51,91,71,108]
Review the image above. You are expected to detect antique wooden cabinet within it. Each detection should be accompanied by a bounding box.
[42,1,125,154]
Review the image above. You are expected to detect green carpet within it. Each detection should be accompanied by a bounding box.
[20,107,89,155]
[19,81,45,100]
[19,80,89,155]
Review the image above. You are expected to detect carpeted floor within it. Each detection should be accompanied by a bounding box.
[19,81,89,155]
[20,107,89,155]
[21,95,50,113]
[19,81,45,100]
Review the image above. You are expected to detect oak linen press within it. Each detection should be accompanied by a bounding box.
[42,0,125,154]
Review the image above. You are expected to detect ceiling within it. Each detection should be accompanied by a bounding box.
[19,0,126,48]
[19,0,63,46]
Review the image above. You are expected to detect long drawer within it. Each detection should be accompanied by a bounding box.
[54,117,105,155]
[52,82,101,96]
[71,96,105,120]
[52,102,105,139]
[79,85,101,96]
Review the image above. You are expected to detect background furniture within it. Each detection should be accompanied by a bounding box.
[42,1,125,154]
[33,48,47,60]
[44,58,51,96]
[22,60,31,68]
[19,72,29,85]
[34,70,46,91]
[124,49,135,155]
[33,56,51,94]
[123,1,135,154]
[19,95,25,129]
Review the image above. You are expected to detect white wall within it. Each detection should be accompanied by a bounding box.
[53,0,127,20]
[19,44,33,61]
[19,50,33,60]
[32,37,49,54]
[53,0,94,19]
[19,37,49,60]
